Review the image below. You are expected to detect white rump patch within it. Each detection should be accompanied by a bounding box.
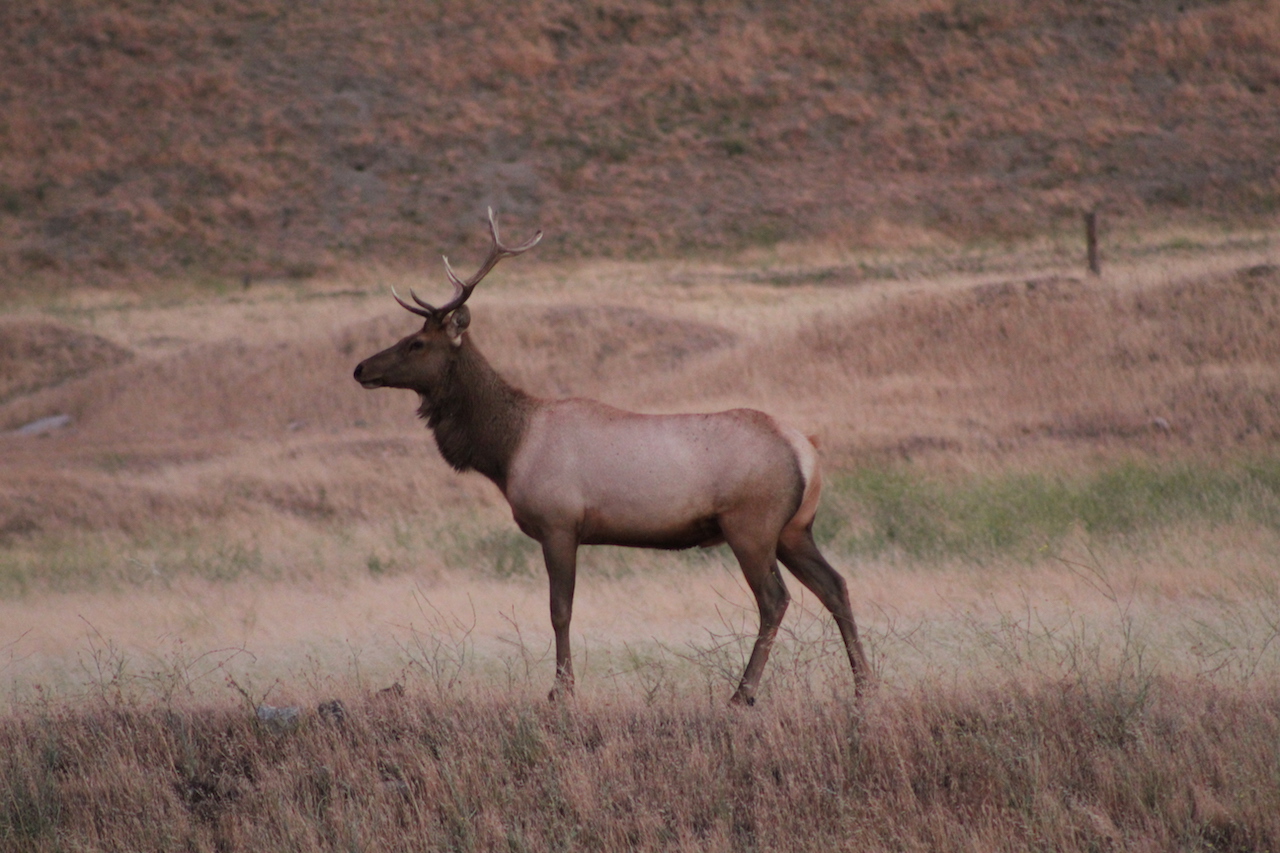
[780,425,818,495]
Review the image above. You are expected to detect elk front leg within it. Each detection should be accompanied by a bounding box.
[541,534,578,701]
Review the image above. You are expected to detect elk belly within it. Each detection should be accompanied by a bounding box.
[577,508,724,550]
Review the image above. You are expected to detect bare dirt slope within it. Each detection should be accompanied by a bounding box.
[1,242,1277,543]
[2,0,1279,287]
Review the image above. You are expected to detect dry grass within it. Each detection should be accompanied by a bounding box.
[2,528,1279,851]
[2,641,1279,851]
[0,320,132,406]
[3,528,1279,703]
[2,236,1280,848]
[4,4,1280,845]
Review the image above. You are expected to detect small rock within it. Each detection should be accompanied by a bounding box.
[256,704,302,732]
[1151,417,1171,433]
[14,414,72,436]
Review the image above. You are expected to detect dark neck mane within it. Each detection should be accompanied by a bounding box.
[415,338,533,491]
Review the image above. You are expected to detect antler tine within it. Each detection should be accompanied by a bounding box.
[388,209,542,320]
[442,255,470,293]
[431,207,543,315]
[487,206,544,257]
[391,286,435,319]
[408,287,443,312]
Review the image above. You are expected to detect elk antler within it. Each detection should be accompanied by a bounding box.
[393,208,542,320]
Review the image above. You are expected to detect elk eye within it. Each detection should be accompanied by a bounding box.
[408,339,426,352]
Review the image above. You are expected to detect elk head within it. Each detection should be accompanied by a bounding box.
[352,208,542,393]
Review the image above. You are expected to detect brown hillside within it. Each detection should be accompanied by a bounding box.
[2,0,1279,287]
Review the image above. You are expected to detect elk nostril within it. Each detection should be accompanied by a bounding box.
[353,363,364,380]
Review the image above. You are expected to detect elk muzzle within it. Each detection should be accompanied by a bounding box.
[352,359,383,389]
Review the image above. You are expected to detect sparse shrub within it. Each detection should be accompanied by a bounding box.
[365,552,394,576]
[0,737,62,845]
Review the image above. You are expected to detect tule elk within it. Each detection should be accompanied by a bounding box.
[353,210,870,704]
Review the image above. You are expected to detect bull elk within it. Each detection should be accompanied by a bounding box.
[353,210,870,704]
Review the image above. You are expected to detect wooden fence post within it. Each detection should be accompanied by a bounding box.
[1084,209,1100,276]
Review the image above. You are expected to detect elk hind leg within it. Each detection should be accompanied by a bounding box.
[777,526,872,695]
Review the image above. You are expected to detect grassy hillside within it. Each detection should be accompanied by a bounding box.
[2,0,1279,287]
[1,239,1277,594]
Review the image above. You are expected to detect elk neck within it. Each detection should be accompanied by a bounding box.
[415,336,533,492]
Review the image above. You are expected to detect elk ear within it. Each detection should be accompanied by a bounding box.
[444,305,470,346]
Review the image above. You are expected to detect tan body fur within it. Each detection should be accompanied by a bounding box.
[509,402,803,549]
[354,211,869,704]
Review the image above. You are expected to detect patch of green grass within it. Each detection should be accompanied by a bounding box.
[818,458,1280,562]
[0,537,124,597]
[161,540,265,583]
[94,453,131,474]
[0,534,272,597]
[449,527,541,579]
[8,457,1278,597]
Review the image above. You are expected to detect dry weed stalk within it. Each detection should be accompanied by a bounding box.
[392,587,477,699]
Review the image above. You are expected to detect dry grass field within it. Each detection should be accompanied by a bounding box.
[2,227,1279,849]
